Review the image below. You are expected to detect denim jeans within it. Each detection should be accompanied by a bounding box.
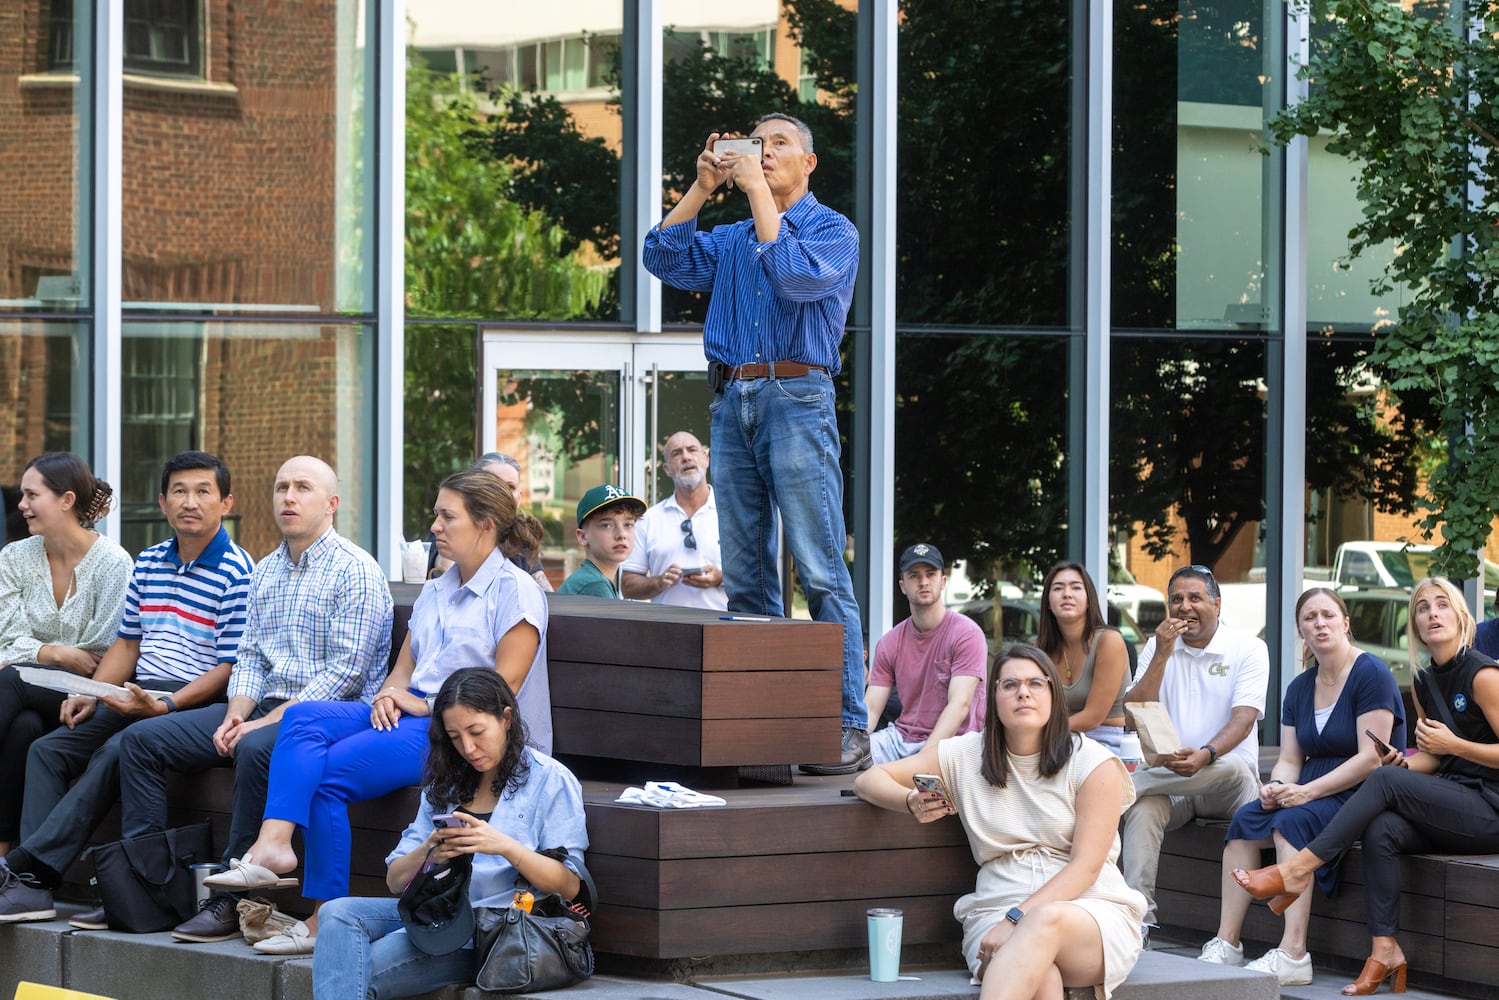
[711,371,867,729]
[313,895,474,1000]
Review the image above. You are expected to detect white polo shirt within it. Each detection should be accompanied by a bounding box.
[1134,622,1269,772]
[621,487,727,611]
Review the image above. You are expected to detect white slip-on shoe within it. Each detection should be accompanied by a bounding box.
[1245,947,1314,985]
[203,855,299,891]
[252,919,316,955]
[1197,936,1245,966]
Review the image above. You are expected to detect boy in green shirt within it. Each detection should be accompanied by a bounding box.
[558,484,647,598]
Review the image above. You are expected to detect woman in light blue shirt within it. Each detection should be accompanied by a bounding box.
[312,669,587,998]
[206,468,549,952]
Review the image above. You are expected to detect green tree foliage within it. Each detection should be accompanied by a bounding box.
[1269,0,1499,574]
[402,55,610,539]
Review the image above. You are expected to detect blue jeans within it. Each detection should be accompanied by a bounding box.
[313,895,474,1000]
[711,371,867,729]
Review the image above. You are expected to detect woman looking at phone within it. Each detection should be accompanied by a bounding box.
[1235,577,1499,995]
[206,468,548,952]
[854,643,1146,1000]
[1036,561,1132,752]
[312,669,586,998]
[1197,588,1403,985]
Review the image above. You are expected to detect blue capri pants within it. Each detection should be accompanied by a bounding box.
[263,700,429,901]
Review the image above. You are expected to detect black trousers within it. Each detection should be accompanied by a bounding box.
[1306,766,1499,936]
[0,667,65,840]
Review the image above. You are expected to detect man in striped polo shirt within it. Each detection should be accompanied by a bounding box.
[643,113,870,774]
[0,451,254,926]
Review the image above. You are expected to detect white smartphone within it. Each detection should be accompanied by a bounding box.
[913,773,953,812]
[712,136,763,159]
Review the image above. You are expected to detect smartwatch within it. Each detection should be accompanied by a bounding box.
[1200,743,1218,765]
[1005,906,1024,925]
[157,695,177,714]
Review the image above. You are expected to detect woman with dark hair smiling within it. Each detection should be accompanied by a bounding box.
[312,668,586,999]
[1036,561,1132,752]
[0,452,131,856]
[1235,577,1499,996]
[855,644,1145,1000]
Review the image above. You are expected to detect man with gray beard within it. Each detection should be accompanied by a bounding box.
[621,431,727,610]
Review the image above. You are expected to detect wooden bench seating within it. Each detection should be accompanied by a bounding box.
[1156,820,1499,997]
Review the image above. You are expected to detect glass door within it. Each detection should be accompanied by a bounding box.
[480,331,706,584]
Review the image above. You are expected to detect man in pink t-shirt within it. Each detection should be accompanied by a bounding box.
[865,543,989,765]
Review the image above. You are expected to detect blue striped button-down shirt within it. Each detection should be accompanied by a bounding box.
[642,191,859,373]
[228,527,393,706]
[118,526,255,686]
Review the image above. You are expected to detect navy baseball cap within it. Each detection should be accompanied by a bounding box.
[899,543,944,574]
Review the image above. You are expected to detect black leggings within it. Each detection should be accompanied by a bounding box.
[1306,767,1499,936]
[0,667,65,840]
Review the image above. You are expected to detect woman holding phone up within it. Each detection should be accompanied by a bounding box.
[855,644,1145,1000]
[1197,588,1403,985]
[1235,577,1499,995]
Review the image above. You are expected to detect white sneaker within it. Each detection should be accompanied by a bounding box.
[1197,936,1244,966]
[1245,947,1314,985]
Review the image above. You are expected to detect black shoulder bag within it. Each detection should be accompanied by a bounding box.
[86,821,215,933]
[473,856,597,993]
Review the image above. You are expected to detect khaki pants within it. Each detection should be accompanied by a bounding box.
[1120,755,1260,924]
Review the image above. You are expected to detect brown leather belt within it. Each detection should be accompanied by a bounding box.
[725,360,828,382]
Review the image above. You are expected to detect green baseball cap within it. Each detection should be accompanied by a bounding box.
[576,484,646,525]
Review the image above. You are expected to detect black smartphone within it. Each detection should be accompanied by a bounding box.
[1365,729,1394,757]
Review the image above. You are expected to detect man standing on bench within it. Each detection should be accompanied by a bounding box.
[1120,565,1267,942]
[0,452,255,928]
[643,114,869,775]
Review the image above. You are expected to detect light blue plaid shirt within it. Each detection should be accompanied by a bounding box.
[228,527,392,705]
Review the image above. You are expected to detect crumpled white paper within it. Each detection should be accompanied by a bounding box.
[614,780,727,808]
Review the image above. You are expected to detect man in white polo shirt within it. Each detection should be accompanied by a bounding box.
[621,431,727,610]
[0,451,254,927]
[1120,564,1268,938]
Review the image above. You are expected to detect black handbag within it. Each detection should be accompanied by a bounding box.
[86,821,214,933]
[473,860,597,993]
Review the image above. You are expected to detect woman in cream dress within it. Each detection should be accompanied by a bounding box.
[855,642,1146,1000]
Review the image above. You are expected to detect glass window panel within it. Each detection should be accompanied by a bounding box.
[119,321,375,558]
[893,2,1072,327]
[121,0,373,313]
[1109,336,1268,632]
[893,332,1071,632]
[405,2,625,322]
[586,35,619,89]
[403,323,479,542]
[494,366,620,581]
[0,321,90,546]
[3,1,92,314]
[1113,0,1280,332]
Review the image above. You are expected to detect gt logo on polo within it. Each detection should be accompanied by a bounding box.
[1208,662,1229,677]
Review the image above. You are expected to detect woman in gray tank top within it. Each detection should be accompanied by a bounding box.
[1036,561,1132,752]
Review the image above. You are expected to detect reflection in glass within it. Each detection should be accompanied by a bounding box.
[1305,146,1405,333]
[1,1,93,312]
[1113,0,1278,331]
[406,2,624,321]
[894,332,1070,595]
[894,3,1072,327]
[120,0,374,313]
[404,323,479,541]
[494,367,620,578]
[0,322,89,538]
[1109,337,1267,602]
[119,322,375,558]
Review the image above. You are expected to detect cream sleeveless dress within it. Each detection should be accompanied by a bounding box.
[938,731,1147,999]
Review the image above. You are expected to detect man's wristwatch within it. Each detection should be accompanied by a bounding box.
[1004,906,1024,925]
[1200,743,1218,765]
[157,695,177,714]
